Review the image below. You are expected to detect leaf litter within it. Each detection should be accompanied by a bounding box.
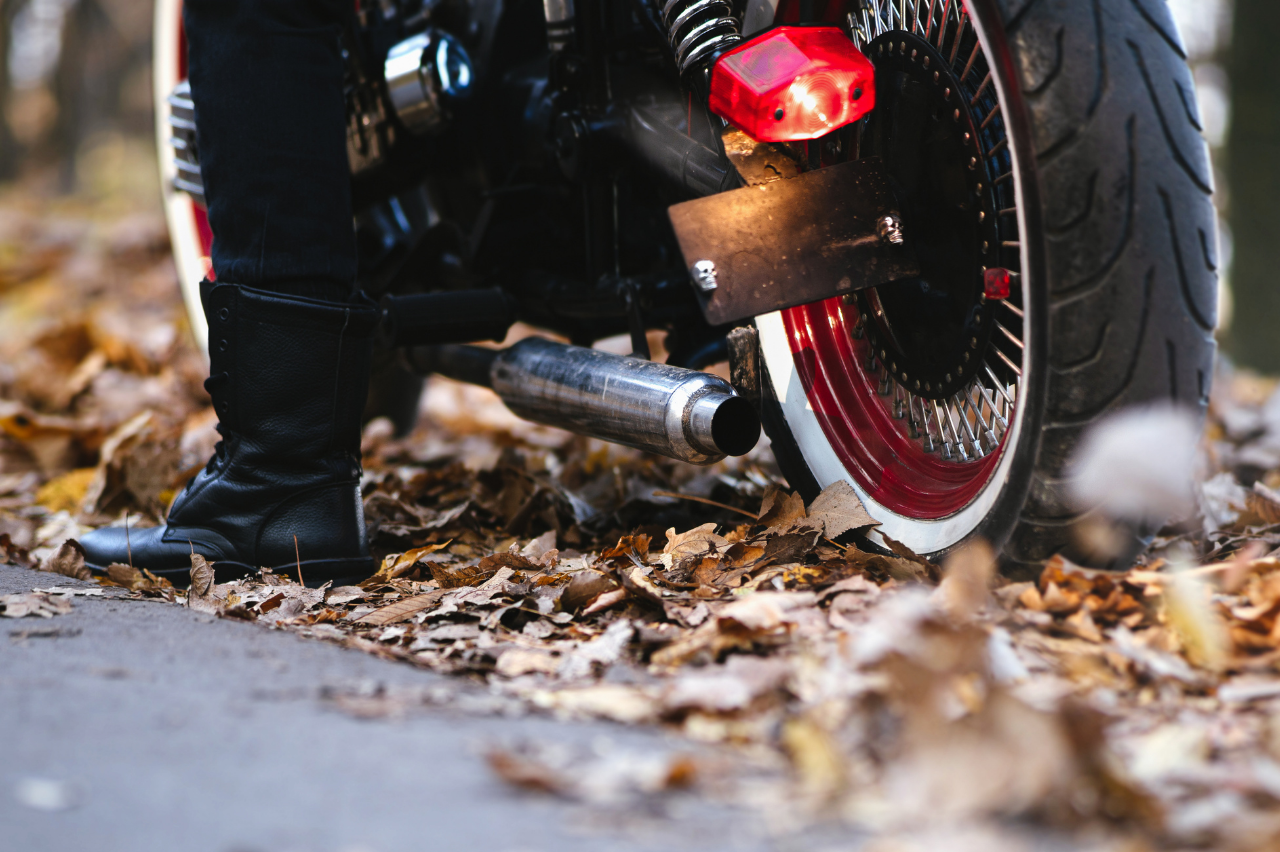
[3,194,1280,848]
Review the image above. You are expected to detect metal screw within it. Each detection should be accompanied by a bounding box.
[877,214,905,246]
[691,260,718,292]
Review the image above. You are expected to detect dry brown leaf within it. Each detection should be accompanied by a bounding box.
[1165,570,1230,671]
[1245,482,1280,526]
[39,539,90,580]
[781,716,846,802]
[80,411,182,520]
[357,589,448,626]
[561,570,619,612]
[1017,584,1047,611]
[580,586,628,616]
[100,562,176,597]
[1041,581,1082,614]
[495,647,560,677]
[0,533,34,568]
[0,592,74,618]
[365,541,451,586]
[932,540,996,624]
[486,748,567,795]
[600,534,651,565]
[661,523,728,569]
[34,468,96,514]
[188,553,215,597]
[805,480,876,539]
[1062,607,1104,643]
[757,487,806,527]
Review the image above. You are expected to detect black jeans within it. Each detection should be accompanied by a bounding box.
[184,0,355,302]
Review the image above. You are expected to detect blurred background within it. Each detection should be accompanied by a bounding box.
[0,0,1274,368]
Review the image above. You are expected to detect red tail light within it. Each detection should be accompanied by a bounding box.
[709,26,875,143]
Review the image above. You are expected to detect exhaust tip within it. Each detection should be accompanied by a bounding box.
[711,395,761,457]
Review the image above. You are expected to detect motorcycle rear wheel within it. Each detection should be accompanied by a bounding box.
[754,0,1218,575]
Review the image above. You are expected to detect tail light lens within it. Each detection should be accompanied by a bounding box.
[709,26,875,143]
[984,267,1013,301]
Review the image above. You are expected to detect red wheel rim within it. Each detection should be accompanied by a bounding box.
[783,298,1005,518]
[774,0,1021,521]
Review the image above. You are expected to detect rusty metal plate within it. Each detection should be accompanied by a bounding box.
[667,157,919,326]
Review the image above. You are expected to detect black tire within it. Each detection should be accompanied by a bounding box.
[758,0,1218,577]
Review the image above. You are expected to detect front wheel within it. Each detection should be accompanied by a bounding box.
[755,0,1218,575]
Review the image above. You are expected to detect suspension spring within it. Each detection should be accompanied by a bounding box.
[658,0,741,77]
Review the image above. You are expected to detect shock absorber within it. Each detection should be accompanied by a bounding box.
[657,0,742,78]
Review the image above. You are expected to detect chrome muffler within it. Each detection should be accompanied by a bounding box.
[410,338,760,464]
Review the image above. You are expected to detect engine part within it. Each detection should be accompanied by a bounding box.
[416,338,760,464]
[380,288,518,347]
[627,106,738,196]
[542,0,575,51]
[657,0,741,77]
[666,157,919,326]
[384,30,474,133]
[166,80,205,205]
[709,26,876,142]
[403,344,499,388]
[727,326,761,411]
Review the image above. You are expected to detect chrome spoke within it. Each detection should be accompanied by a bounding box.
[975,381,1009,431]
[932,400,954,460]
[989,347,1022,377]
[948,10,967,66]
[952,392,984,458]
[994,319,1024,349]
[980,103,1002,130]
[935,0,952,47]
[944,401,971,461]
[961,41,981,82]
[969,72,992,106]
[983,364,1016,408]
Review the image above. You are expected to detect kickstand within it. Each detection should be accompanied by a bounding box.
[619,279,651,360]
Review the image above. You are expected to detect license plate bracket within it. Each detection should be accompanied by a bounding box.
[668,157,919,326]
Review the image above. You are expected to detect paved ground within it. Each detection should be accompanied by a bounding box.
[0,565,792,852]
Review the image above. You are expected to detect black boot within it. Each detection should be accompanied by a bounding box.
[81,281,380,584]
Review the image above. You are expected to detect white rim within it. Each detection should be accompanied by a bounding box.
[754,7,1031,554]
[153,0,210,355]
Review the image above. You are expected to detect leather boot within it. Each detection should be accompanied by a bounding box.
[80,281,380,584]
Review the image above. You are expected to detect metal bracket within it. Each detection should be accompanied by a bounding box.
[667,157,920,326]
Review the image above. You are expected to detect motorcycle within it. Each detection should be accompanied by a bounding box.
[152,0,1219,574]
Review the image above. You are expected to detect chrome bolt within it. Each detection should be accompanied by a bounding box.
[691,259,718,293]
[877,214,905,246]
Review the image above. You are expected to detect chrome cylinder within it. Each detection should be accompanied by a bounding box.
[384,30,473,134]
[542,0,575,51]
[489,338,759,464]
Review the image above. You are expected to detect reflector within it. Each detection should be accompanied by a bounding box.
[709,26,875,143]
[984,267,1012,301]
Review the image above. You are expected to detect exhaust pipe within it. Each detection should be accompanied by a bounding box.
[410,338,760,464]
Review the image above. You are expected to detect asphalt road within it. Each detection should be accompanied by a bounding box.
[0,565,785,852]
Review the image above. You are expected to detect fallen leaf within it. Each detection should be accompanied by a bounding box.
[1165,569,1230,671]
[1,592,73,618]
[561,570,619,612]
[932,540,995,623]
[99,562,175,597]
[357,589,448,626]
[805,480,876,538]
[34,468,95,514]
[757,487,806,527]
[39,539,89,580]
